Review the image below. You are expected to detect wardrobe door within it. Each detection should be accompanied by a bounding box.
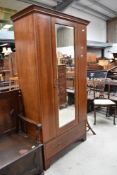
[34,14,56,142]
[51,18,78,134]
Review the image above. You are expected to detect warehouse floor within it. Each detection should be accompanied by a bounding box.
[45,112,117,175]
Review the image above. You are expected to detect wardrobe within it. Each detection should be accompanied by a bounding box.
[12,5,89,169]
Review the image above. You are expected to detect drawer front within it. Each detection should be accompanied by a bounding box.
[45,122,86,160]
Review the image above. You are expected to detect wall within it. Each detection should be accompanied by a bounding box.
[0,28,14,39]
[0,6,107,42]
[57,26,74,47]
[64,7,117,59]
[64,7,107,42]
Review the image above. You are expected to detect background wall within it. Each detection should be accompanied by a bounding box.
[0,29,14,39]
[1,5,116,58]
[64,7,117,59]
[64,7,107,42]
[0,6,107,42]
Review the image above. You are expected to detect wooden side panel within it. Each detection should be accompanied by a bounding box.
[0,90,18,133]
[34,14,56,142]
[77,24,87,123]
[13,14,40,123]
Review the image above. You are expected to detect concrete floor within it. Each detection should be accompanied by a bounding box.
[45,112,117,175]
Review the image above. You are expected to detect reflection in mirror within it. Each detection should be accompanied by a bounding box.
[55,24,75,128]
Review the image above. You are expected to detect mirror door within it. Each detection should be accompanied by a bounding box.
[52,19,78,131]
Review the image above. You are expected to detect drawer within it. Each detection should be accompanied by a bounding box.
[45,122,86,160]
[58,73,66,78]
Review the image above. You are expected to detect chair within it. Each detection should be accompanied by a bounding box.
[0,90,44,175]
[86,120,96,135]
[93,78,116,125]
[9,76,19,90]
[0,74,3,81]
[87,79,96,135]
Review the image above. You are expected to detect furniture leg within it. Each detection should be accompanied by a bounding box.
[113,106,116,125]
[94,106,96,125]
[106,107,109,117]
[87,120,96,135]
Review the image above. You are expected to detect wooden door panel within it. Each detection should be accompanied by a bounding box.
[34,14,56,142]
[77,24,87,122]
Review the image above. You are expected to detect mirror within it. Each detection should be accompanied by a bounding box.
[55,24,75,128]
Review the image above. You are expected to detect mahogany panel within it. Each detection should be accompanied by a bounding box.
[14,14,40,123]
[34,14,56,142]
[77,24,87,123]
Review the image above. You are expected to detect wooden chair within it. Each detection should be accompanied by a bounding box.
[93,78,116,125]
[87,79,96,135]
[0,90,44,175]
[9,76,19,90]
[86,120,96,135]
[0,74,3,81]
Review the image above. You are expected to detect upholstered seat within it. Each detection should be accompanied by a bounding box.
[94,99,116,105]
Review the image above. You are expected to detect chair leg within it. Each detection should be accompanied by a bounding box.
[87,120,96,135]
[113,106,116,125]
[94,106,96,125]
[106,107,109,117]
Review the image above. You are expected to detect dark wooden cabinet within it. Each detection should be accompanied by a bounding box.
[58,65,66,107]
[12,5,89,169]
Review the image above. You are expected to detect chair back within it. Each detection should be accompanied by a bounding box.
[93,78,112,99]
[94,78,105,98]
